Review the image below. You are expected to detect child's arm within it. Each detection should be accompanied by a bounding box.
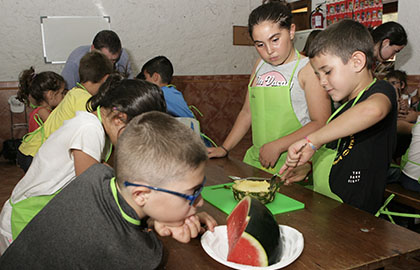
[399,110,418,123]
[153,212,217,243]
[36,107,51,123]
[72,149,99,176]
[280,92,392,172]
[208,59,262,158]
[259,62,331,168]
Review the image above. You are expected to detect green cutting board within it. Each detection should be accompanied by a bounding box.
[202,183,305,215]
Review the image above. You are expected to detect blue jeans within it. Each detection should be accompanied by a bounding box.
[400,172,420,192]
[16,150,33,173]
[387,167,420,192]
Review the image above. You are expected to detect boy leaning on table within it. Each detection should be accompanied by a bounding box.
[280,19,397,214]
[0,111,217,269]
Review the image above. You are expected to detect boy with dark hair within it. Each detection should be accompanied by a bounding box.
[137,56,194,118]
[62,30,132,89]
[0,112,217,268]
[386,69,417,161]
[280,19,397,214]
[386,70,407,98]
[17,51,113,170]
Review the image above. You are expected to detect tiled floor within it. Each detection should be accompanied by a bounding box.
[0,158,420,269]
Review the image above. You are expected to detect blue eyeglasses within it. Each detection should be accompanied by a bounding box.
[123,177,206,206]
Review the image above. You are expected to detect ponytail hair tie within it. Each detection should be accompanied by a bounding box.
[32,72,37,79]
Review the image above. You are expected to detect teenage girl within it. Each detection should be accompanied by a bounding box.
[0,75,167,253]
[17,67,66,132]
[371,21,407,63]
[208,0,330,174]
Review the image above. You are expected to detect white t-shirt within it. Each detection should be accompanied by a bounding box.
[0,111,106,248]
[254,56,311,126]
[402,116,420,181]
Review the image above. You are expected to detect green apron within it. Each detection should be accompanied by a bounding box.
[11,192,58,239]
[312,79,377,201]
[243,51,302,174]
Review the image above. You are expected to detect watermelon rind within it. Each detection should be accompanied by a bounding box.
[232,180,279,204]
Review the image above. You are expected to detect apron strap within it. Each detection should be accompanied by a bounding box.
[327,78,377,150]
[287,49,301,87]
[22,113,46,144]
[248,49,301,88]
[110,177,141,226]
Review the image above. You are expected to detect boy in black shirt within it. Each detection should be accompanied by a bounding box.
[280,20,397,214]
[0,112,217,269]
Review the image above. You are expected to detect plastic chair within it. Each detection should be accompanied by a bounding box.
[375,194,420,224]
[176,117,201,135]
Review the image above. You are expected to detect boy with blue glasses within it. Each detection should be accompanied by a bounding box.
[0,111,217,268]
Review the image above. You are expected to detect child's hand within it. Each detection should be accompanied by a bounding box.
[259,141,282,169]
[280,162,311,185]
[153,214,215,244]
[279,139,315,176]
[208,146,228,158]
[196,212,218,233]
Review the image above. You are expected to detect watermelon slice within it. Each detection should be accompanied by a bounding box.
[226,196,281,266]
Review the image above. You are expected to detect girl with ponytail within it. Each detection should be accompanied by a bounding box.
[17,67,65,132]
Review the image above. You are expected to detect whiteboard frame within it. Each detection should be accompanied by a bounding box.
[40,16,111,64]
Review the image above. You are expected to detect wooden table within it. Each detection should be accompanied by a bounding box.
[160,157,420,270]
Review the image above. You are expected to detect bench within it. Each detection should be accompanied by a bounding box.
[384,183,420,211]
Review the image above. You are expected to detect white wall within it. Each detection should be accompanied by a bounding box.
[0,0,262,81]
[394,0,420,74]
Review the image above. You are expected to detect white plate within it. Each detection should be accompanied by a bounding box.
[201,225,304,270]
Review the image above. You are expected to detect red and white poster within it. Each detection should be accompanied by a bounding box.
[326,0,382,28]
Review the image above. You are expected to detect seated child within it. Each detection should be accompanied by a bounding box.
[386,70,416,162]
[16,67,66,171]
[17,67,66,133]
[136,56,194,118]
[387,70,418,123]
[0,76,168,253]
[0,111,217,269]
[280,19,397,214]
[17,51,114,172]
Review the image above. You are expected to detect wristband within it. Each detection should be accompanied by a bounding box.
[220,145,229,157]
[304,136,317,151]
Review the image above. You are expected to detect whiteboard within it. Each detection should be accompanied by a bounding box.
[40,16,111,64]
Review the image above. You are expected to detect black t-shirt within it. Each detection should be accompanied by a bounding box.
[0,164,163,269]
[327,80,397,214]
